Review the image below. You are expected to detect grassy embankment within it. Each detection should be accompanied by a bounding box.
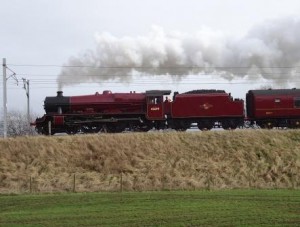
[0,130,300,193]
[1,190,300,226]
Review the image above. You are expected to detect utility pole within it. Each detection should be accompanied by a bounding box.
[2,58,18,138]
[22,78,30,123]
[2,58,7,138]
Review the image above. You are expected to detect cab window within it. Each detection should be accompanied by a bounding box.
[148,97,162,104]
[294,98,300,108]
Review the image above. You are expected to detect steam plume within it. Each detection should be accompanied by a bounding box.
[57,17,300,89]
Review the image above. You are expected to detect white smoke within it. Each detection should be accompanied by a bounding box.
[57,17,300,89]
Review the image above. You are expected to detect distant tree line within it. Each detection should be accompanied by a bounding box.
[2,110,37,137]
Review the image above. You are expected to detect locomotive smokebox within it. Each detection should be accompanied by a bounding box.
[57,91,63,97]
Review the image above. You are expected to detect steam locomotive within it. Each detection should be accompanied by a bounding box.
[33,88,300,135]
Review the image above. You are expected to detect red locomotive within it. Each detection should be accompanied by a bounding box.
[35,90,172,134]
[33,88,300,135]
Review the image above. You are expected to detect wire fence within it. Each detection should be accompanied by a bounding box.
[1,171,299,194]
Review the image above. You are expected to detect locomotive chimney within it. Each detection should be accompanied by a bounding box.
[57,91,63,97]
[57,91,63,114]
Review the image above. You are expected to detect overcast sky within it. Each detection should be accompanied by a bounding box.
[1,0,300,116]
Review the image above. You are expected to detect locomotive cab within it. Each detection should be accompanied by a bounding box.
[145,90,171,120]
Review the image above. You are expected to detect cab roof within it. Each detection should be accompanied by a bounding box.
[145,90,171,96]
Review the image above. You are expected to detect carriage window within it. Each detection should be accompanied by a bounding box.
[295,98,300,108]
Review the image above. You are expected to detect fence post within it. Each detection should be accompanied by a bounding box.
[291,174,295,189]
[73,173,76,193]
[120,171,123,193]
[206,171,211,190]
[248,171,252,188]
[30,176,32,193]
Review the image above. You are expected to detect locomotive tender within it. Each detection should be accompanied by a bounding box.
[33,88,300,135]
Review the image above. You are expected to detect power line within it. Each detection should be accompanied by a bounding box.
[11,77,299,83]
[14,71,300,77]
[7,64,300,69]
[3,82,298,90]
[4,76,300,85]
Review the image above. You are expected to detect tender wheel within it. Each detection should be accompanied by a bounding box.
[197,120,213,131]
[222,120,238,130]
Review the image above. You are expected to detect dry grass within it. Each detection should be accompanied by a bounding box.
[0,130,300,193]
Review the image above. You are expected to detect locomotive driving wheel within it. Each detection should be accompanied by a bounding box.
[66,127,79,135]
[81,125,101,133]
[105,122,127,133]
[139,124,153,132]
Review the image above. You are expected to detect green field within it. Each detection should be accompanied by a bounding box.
[1,190,299,226]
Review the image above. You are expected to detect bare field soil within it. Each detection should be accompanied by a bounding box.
[0,130,300,193]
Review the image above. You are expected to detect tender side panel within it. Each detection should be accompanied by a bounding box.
[171,93,244,118]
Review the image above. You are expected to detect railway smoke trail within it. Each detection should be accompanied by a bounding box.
[57,17,300,89]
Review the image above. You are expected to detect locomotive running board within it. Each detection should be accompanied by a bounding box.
[71,117,142,124]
